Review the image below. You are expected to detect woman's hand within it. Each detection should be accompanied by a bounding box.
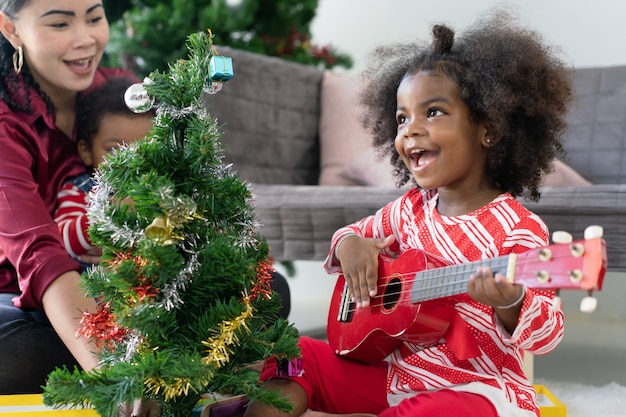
[335,234,395,308]
[77,246,103,265]
[119,399,160,417]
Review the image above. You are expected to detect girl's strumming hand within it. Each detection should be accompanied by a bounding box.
[335,234,395,308]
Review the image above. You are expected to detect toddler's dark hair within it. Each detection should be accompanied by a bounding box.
[359,10,573,201]
[76,77,155,147]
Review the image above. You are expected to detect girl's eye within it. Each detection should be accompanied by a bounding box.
[396,114,407,125]
[49,22,68,29]
[427,109,444,118]
[89,16,104,24]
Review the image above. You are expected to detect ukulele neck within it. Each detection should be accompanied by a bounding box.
[410,254,516,304]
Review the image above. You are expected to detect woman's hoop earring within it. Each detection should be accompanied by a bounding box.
[12,46,23,75]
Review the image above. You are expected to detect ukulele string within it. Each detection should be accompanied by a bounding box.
[375,259,508,299]
[341,266,498,314]
[344,268,476,308]
[339,250,569,314]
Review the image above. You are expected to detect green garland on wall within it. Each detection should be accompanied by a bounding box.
[104,0,352,77]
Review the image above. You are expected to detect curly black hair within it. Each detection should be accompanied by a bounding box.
[76,76,154,147]
[359,10,573,202]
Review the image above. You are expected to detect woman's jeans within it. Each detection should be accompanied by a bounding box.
[0,293,79,394]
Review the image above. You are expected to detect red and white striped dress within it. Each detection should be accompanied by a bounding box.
[324,188,564,417]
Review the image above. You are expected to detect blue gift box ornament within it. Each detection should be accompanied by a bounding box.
[209,56,233,82]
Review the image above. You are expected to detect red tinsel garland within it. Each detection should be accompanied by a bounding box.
[78,302,128,350]
[250,259,273,301]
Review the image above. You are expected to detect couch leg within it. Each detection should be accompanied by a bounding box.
[523,352,534,384]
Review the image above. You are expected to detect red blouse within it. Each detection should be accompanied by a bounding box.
[0,67,135,310]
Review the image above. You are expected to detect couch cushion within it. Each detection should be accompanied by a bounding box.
[205,46,324,185]
[340,148,396,187]
[318,71,373,186]
[564,65,626,184]
[543,160,592,187]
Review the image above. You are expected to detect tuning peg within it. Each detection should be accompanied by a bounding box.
[552,231,573,244]
[580,290,598,313]
[584,225,604,239]
[552,290,562,312]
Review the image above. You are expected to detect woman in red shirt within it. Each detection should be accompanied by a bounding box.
[0,0,134,395]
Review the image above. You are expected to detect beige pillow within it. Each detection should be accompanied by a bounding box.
[543,160,592,187]
[340,148,396,187]
[318,71,372,186]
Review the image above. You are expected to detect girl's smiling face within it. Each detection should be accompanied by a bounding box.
[1,0,109,105]
[394,70,493,195]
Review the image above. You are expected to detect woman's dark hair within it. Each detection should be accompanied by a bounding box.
[359,10,573,202]
[0,0,58,114]
[76,76,153,147]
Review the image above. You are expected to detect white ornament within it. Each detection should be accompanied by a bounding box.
[124,82,154,113]
[203,81,223,95]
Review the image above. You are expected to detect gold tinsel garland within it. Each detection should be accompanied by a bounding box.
[145,374,214,402]
[141,295,254,401]
[201,295,254,368]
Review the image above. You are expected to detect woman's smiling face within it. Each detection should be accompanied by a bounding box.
[394,70,491,193]
[2,0,109,104]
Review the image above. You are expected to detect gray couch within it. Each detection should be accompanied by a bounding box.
[205,46,626,271]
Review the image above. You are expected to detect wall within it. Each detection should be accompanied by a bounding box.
[311,0,626,75]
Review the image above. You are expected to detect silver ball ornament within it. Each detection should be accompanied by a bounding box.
[124,82,154,113]
[203,81,223,95]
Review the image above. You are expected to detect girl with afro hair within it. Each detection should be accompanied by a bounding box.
[244,10,572,417]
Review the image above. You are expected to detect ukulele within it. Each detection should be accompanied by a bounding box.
[327,226,607,364]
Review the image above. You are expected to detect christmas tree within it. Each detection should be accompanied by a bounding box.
[43,30,300,417]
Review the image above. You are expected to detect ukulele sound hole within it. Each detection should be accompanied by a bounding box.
[382,277,402,311]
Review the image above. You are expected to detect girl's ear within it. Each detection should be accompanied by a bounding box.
[77,140,93,168]
[480,122,498,147]
[483,136,496,147]
[0,12,20,49]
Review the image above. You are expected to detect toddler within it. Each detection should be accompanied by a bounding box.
[54,77,154,265]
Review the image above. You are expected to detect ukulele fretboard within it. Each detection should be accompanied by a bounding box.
[410,255,514,303]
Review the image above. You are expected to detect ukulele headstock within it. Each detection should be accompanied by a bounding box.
[513,225,607,312]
